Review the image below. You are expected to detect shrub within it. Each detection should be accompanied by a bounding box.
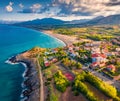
[85,73,118,99]
[53,71,70,92]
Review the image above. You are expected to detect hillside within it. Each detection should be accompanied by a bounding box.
[85,14,120,25]
[15,18,66,25]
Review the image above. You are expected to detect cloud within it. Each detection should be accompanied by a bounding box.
[9,2,13,6]
[30,3,41,9]
[43,7,61,17]
[19,3,24,8]
[18,3,41,13]
[56,0,120,17]
[17,0,120,18]
[6,2,13,12]
[105,1,120,6]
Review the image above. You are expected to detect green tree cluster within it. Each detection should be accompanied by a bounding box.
[85,73,119,100]
[62,58,82,69]
[72,73,98,101]
[53,71,70,92]
[86,34,114,41]
[55,28,75,35]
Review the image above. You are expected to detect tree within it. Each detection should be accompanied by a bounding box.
[53,71,70,92]
[76,62,82,69]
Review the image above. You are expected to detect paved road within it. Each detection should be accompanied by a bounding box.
[37,59,44,101]
[66,54,120,91]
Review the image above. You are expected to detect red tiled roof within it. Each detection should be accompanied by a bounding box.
[100,54,106,58]
[44,61,50,67]
[92,53,106,58]
[91,62,98,67]
[91,53,100,57]
[107,65,115,69]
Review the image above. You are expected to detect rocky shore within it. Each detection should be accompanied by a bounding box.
[9,54,40,101]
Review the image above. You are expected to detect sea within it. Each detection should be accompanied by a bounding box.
[0,24,65,101]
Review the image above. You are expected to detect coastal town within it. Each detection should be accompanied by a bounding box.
[1,0,120,101]
[15,26,120,101]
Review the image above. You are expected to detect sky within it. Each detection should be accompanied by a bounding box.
[0,0,120,21]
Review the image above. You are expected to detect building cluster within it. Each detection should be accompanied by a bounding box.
[42,40,120,79]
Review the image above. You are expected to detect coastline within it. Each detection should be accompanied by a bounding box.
[42,30,79,45]
[6,30,72,101]
[8,54,40,101]
[6,30,80,101]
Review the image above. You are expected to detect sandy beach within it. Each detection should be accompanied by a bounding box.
[42,30,80,45]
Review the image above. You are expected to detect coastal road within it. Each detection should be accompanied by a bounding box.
[37,59,44,101]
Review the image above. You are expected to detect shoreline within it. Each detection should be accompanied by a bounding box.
[42,30,79,45]
[8,54,40,101]
[6,30,81,101]
[5,30,75,101]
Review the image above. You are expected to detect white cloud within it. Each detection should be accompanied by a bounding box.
[29,3,41,13]
[9,2,13,6]
[30,3,41,9]
[15,0,120,21]
[58,0,72,4]
[6,5,13,12]
[44,7,61,17]
[6,2,13,12]
[57,0,120,17]
[19,3,24,8]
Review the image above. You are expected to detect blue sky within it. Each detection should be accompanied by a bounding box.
[0,0,120,21]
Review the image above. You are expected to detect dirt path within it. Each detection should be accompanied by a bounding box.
[37,59,44,101]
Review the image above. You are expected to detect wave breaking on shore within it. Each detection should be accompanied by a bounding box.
[6,55,40,101]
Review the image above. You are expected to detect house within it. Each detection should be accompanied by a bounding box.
[90,53,107,69]
[90,62,98,69]
[107,52,116,56]
[44,52,50,55]
[116,48,120,52]
[51,58,58,63]
[70,53,76,58]
[51,48,58,53]
[101,48,108,54]
[68,44,74,51]
[44,61,50,67]
[48,56,54,61]
[85,43,93,47]
[91,53,107,63]
[74,46,80,51]
[106,65,116,72]
[84,47,92,51]
[91,47,100,54]
[92,41,101,47]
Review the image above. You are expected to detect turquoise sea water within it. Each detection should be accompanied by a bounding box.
[0,25,65,101]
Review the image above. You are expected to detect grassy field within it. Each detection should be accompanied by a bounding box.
[54,26,120,41]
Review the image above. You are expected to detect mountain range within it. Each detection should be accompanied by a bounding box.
[84,14,120,25]
[1,14,120,26]
[14,18,67,25]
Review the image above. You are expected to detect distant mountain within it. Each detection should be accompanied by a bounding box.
[13,14,120,27]
[92,16,104,20]
[69,19,90,24]
[84,14,120,25]
[15,18,67,25]
[0,20,21,24]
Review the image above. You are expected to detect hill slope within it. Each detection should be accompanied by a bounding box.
[85,14,120,25]
[15,18,66,25]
